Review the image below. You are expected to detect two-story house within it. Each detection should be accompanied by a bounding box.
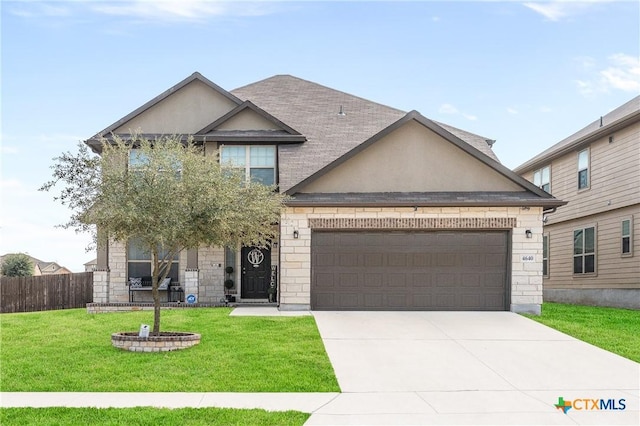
[87,72,564,314]
[515,96,640,309]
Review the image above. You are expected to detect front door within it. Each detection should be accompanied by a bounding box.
[241,246,271,299]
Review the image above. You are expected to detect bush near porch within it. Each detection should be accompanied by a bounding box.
[0,308,339,392]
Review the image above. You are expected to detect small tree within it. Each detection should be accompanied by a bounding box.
[1,253,34,277]
[41,134,286,334]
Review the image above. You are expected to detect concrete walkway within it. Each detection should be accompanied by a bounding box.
[2,308,639,425]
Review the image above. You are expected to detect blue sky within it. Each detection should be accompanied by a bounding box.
[1,0,638,271]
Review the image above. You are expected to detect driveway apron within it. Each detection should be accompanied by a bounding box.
[309,311,640,425]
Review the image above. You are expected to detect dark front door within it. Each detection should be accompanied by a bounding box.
[241,246,271,299]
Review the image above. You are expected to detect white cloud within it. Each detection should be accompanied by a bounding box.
[439,103,478,121]
[1,145,19,155]
[92,0,275,22]
[600,53,640,92]
[439,103,459,114]
[574,53,640,96]
[9,0,278,24]
[539,106,553,113]
[507,107,518,115]
[523,1,610,22]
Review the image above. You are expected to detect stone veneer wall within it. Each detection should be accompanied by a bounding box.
[197,246,225,303]
[279,206,543,314]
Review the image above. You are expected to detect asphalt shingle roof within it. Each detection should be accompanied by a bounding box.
[231,75,497,192]
[514,95,640,173]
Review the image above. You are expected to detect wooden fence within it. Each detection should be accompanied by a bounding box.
[0,272,93,313]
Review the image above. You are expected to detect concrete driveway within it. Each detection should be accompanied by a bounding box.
[309,311,639,425]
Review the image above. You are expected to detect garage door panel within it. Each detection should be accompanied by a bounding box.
[461,273,481,287]
[339,273,359,287]
[315,272,336,289]
[311,231,508,311]
[364,253,383,267]
[388,274,407,287]
[364,273,383,287]
[315,253,335,267]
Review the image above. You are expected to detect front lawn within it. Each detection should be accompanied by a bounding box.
[0,407,309,426]
[523,302,640,362]
[0,308,339,392]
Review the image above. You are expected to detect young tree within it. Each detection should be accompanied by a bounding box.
[41,134,286,334]
[1,253,34,277]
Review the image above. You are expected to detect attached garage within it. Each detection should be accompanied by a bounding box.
[311,231,510,311]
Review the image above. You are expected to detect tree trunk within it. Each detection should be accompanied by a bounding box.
[151,249,161,335]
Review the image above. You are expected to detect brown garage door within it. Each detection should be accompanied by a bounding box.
[311,231,509,311]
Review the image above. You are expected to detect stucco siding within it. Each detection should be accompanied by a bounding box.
[216,109,279,131]
[302,121,524,193]
[114,80,237,134]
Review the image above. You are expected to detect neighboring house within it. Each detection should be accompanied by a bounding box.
[84,259,97,272]
[515,96,640,309]
[0,254,72,275]
[86,72,563,314]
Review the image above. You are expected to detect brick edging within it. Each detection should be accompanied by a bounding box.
[308,217,517,229]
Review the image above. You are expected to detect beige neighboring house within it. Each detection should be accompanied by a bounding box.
[515,96,640,309]
[84,259,97,272]
[86,72,564,314]
[0,254,72,275]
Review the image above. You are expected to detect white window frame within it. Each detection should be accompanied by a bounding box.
[533,165,551,193]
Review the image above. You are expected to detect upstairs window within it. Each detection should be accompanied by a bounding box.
[578,149,589,190]
[533,166,551,193]
[622,219,633,256]
[221,145,276,186]
[573,226,596,274]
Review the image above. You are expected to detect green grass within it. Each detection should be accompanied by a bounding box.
[0,308,339,392]
[523,302,640,362]
[0,407,310,426]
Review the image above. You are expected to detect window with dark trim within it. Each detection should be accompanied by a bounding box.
[127,238,179,282]
[578,149,589,190]
[533,165,551,193]
[573,226,596,274]
[542,234,549,277]
[622,219,633,256]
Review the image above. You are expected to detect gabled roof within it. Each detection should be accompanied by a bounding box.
[195,100,306,143]
[90,72,243,140]
[514,95,640,173]
[286,110,559,204]
[231,75,498,192]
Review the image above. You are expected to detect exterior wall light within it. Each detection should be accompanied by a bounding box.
[293,230,299,239]
[525,229,533,239]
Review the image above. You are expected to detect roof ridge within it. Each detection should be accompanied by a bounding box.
[514,95,640,172]
[232,74,406,114]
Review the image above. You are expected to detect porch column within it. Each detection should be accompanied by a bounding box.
[94,230,110,303]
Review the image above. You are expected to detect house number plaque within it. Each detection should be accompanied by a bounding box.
[247,248,264,268]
